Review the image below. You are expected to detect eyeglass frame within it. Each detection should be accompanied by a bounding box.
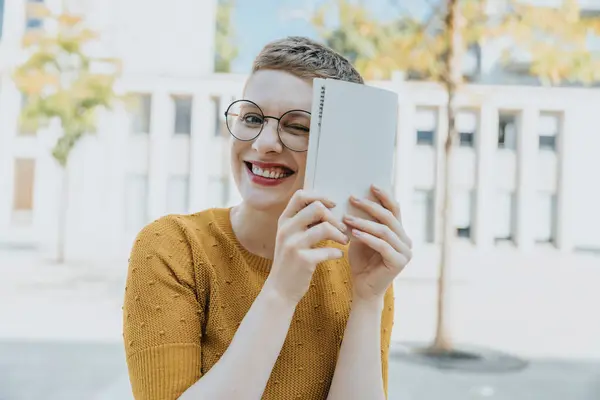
[223,99,312,153]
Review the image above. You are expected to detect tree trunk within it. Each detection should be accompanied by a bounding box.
[56,166,69,263]
[431,0,462,352]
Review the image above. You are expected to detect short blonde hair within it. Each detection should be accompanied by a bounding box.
[252,36,364,84]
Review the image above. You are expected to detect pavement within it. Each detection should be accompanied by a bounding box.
[1,248,600,399]
[1,339,599,400]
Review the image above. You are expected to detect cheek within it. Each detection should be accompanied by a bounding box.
[294,153,308,176]
[230,142,246,183]
[230,140,246,166]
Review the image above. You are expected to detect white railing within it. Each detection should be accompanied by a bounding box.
[2,72,600,258]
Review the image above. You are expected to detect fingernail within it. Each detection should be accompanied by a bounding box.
[372,185,381,192]
[344,215,355,222]
[352,229,362,237]
[350,196,360,203]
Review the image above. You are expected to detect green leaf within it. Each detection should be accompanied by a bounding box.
[215,0,238,72]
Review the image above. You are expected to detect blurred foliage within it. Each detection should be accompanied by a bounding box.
[14,5,120,167]
[504,0,600,85]
[215,0,238,73]
[312,0,600,85]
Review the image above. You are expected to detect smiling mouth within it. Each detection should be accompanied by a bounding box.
[244,162,295,179]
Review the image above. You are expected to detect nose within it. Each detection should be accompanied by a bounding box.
[252,119,283,154]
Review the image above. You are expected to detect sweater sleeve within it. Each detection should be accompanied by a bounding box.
[123,215,205,400]
[380,283,395,399]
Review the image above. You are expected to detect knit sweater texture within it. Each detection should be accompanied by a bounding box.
[123,207,394,399]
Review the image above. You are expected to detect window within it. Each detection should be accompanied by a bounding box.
[13,158,36,210]
[535,192,557,244]
[19,94,36,136]
[129,94,152,134]
[0,0,5,40]
[454,190,473,239]
[457,110,477,147]
[167,175,190,214]
[207,176,228,207]
[12,158,36,225]
[206,175,229,207]
[494,191,515,243]
[212,97,220,137]
[212,97,229,137]
[415,107,437,146]
[498,112,518,150]
[412,189,434,243]
[25,0,44,30]
[538,113,559,152]
[124,174,148,231]
[173,96,192,135]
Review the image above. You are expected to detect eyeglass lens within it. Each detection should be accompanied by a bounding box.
[225,100,311,152]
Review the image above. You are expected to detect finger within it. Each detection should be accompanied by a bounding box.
[281,190,336,219]
[294,201,347,233]
[343,215,412,258]
[300,247,344,265]
[350,196,412,249]
[370,186,414,249]
[371,185,401,220]
[300,222,349,247]
[351,229,409,272]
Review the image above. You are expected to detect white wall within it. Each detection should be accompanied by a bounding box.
[65,0,217,78]
[568,101,600,249]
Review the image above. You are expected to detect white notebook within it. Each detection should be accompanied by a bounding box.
[304,78,399,221]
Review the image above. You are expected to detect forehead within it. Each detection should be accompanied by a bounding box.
[243,69,313,114]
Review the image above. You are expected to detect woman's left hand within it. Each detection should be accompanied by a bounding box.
[345,185,413,303]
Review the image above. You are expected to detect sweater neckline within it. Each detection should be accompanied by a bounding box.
[212,207,274,273]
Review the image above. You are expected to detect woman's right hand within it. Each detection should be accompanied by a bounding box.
[266,190,349,304]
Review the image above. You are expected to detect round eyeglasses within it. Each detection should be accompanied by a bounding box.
[224,100,311,152]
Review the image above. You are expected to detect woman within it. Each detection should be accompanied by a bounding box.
[123,36,412,400]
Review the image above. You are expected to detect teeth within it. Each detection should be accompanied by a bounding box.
[251,164,291,179]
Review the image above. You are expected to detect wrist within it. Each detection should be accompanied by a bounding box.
[261,278,300,311]
[351,291,385,312]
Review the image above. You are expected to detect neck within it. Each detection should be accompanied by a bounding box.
[230,202,282,259]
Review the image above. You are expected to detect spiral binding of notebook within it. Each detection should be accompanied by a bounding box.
[317,85,326,127]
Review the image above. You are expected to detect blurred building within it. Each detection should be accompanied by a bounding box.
[1,0,599,265]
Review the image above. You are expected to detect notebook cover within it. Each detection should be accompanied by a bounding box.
[304,78,398,221]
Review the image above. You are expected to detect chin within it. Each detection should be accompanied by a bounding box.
[240,182,300,211]
[243,194,290,213]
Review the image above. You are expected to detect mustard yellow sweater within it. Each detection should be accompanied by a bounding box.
[123,207,394,399]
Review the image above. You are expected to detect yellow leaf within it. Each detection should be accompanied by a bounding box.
[22,31,44,47]
[26,3,51,19]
